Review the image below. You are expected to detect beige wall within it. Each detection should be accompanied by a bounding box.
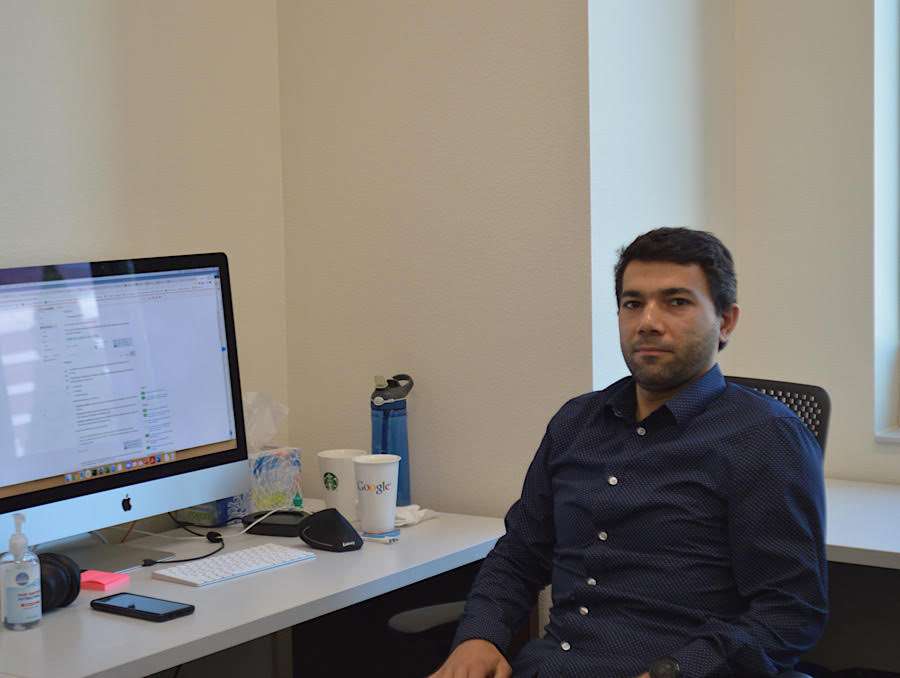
[278,2,592,517]
[735,0,900,484]
[0,1,289,416]
[2,0,895,520]
[0,0,591,523]
[589,0,900,485]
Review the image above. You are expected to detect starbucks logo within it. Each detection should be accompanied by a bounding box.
[323,472,339,491]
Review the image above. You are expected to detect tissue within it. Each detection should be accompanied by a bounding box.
[244,391,289,454]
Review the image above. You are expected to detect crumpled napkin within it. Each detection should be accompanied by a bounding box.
[395,504,437,527]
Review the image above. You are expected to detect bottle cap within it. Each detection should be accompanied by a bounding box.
[9,513,27,558]
[371,374,414,404]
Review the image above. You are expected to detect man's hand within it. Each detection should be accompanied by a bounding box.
[426,638,512,678]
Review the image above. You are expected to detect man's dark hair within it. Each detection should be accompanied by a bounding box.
[614,227,737,316]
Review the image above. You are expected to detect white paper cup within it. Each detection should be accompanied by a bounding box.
[352,454,400,534]
[317,449,366,521]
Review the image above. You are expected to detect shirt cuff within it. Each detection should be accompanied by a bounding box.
[451,606,517,656]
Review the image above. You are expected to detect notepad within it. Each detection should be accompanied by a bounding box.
[80,570,130,591]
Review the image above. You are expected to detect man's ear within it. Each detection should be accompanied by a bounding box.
[719,304,740,344]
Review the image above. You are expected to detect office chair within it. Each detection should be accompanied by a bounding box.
[724,376,830,454]
[390,377,831,678]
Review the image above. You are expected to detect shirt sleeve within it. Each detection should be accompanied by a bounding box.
[451,425,557,655]
[670,415,829,677]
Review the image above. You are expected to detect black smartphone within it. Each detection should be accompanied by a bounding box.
[90,592,195,622]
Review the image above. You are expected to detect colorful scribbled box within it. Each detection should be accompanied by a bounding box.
[250,446,303,511]
[176,495,249,526]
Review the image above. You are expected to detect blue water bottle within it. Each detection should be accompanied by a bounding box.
[371,374,413,507]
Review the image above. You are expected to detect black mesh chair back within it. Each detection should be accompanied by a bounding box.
[724,376,830,454]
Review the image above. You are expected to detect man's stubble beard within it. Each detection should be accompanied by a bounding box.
[621,323,720,393]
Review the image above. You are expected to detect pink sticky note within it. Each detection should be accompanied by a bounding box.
[80,570,130,591]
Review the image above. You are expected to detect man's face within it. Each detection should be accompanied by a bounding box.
[618,260,734,393]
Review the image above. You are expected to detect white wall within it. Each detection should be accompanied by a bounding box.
[0,1,289,419]
[278,2,591,517]
[590,0,737,389]
[874,0,900,437]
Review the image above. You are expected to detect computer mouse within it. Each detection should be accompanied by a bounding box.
[298,508,363,552]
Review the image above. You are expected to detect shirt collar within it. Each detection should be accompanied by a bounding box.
[606,363,726,426]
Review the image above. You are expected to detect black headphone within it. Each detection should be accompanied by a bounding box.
[38,553,81,612]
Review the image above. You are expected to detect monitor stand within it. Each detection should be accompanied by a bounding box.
[59,543,175,573]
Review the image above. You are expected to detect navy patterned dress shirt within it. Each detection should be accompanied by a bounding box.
[453,365,828,677]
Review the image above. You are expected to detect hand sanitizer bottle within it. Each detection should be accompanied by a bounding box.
[1,513,41,630]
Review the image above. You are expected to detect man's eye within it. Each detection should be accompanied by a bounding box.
[670,298,690,306]
[622,300,641,310]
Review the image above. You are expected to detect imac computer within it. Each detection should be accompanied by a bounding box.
[0,253,249,571]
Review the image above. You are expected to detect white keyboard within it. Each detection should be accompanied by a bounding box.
[151,543,316,587]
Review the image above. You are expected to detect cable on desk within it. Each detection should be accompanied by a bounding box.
[141,532,224,567]
[112,506,296,566]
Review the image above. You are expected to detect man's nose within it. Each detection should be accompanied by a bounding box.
[637,302,663,333]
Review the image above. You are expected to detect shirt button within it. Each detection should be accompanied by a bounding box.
[598,531,608,541]
[637,426,647,436]
[561,641,571,651]
[579,606,589,616]
[608,476,618,486]
[586,577,597,586]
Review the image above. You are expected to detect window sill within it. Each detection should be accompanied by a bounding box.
[875,428,900,444]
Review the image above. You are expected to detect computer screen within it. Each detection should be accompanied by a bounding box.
[0,253,249,563]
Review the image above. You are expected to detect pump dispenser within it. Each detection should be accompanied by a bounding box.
[1,513,42,630]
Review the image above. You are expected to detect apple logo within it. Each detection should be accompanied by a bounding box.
[122,495,132,512]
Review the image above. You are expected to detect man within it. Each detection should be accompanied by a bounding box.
[429,228,827,678]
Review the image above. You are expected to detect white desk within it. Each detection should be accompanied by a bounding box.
[2,481,897,677]
[0,511,504,678]
[808,479,900,671]
[824,478,900,570]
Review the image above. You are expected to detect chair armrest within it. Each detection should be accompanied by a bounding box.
[387,600,466,634]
